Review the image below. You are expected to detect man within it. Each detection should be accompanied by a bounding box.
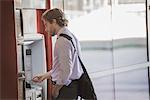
[32,8,84,99]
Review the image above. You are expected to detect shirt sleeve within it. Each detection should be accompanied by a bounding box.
[56,37,74,86]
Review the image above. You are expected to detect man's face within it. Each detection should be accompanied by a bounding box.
[43,19,55,36]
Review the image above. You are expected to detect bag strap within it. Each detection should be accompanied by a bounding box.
[59,34,97,100]
[59,34,87,73]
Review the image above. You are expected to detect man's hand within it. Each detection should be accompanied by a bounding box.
[32,72,51,83]
[32,75,45,83]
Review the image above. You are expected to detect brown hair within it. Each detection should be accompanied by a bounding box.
[42,8,68,27]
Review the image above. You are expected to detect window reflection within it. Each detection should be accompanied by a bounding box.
[115,68,149,100]
[112,0,147,67]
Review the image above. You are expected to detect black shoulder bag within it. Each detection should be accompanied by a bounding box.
[59,34,97,100]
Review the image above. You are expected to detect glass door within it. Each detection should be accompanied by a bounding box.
[147,0,150,95]
[51,0,150,100]
[112,0,149,100]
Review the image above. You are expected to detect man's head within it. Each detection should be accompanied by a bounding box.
[42,8,68,36]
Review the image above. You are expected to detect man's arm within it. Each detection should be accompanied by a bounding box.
[32,71,51,83]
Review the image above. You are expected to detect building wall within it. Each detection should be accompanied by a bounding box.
[0,0,18,99]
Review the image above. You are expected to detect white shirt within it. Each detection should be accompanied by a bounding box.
[50,27,84,86]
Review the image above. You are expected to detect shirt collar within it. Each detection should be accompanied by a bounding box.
[56,27,67,39]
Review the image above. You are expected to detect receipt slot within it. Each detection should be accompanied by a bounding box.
[23,33,47,100]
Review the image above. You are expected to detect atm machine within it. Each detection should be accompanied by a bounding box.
[14,0,48,100]
[23,33,47,100]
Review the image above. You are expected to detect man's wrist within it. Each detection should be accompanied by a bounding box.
[45,72,51,79]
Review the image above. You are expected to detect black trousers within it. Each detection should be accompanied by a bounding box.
[54,80,78,100]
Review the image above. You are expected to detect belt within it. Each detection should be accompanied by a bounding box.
[51,79,79,85]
